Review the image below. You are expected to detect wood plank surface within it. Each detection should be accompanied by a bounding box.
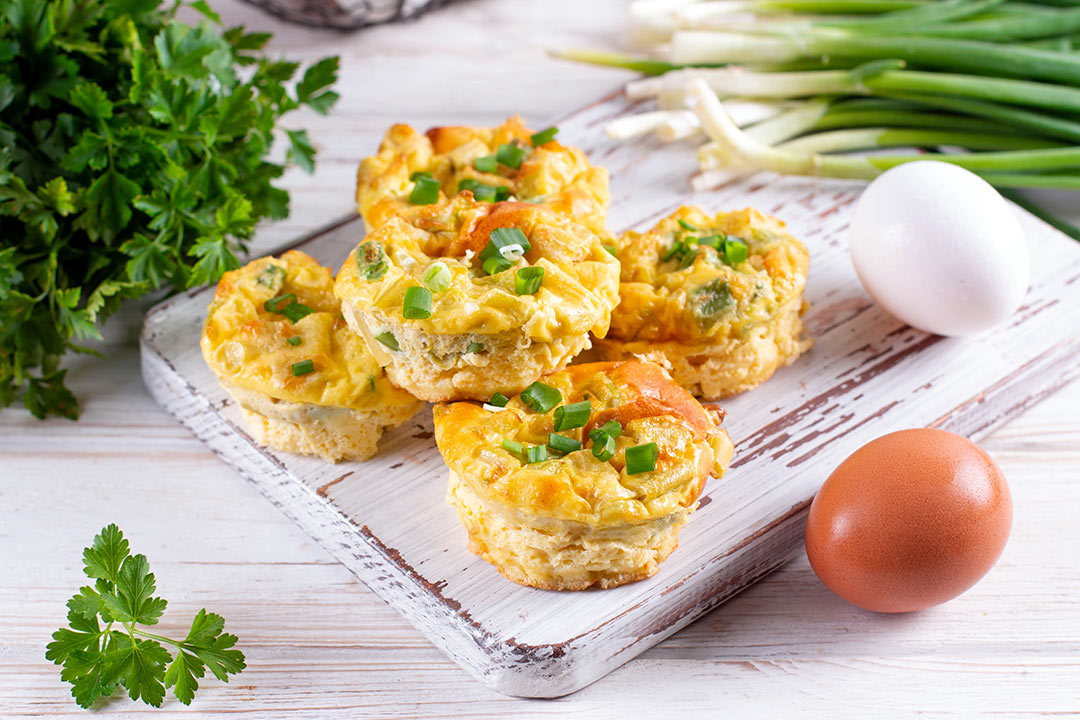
[3,0,1080,716]
[139,45,1080,702]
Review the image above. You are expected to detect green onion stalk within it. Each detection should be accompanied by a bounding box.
[689,80,1080,189]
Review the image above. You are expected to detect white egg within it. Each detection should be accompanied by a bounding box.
[850,161,1030,337]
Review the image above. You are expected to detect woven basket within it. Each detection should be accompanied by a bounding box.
[239,0,462,30]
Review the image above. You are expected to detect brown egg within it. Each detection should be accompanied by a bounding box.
[805,428,1012,613]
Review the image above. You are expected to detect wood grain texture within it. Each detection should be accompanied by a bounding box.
[3,0,1080,716]
[140,87,1080,697]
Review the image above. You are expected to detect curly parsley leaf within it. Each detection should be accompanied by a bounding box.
[48,524,245,708]
[0,0,339,419]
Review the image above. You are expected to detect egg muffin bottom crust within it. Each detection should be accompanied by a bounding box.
[448,471,690,590]
[224,381,422,463]
[588,294,811,400]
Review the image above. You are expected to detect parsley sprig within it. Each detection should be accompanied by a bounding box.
[46,524,245,708]
[0,0,339,419]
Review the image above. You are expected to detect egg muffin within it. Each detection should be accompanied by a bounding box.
[434,360,735,590]
[334,195,621,402]
[356,116,610,234]
[201,250,424,462]
[590,206,811,400]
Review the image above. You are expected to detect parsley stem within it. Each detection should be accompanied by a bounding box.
[129,626,184,648]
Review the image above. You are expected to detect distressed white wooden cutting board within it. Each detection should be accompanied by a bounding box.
[140,91,1080,698]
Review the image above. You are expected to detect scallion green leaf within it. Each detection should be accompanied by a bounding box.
[531,127,558,146]
[467,341,485,354]
[286,336,302,346]
[490,393,509,407]
[423,262,452,292]
[625,442,658,475]
[524,444,548,464]
[402,286,433,319]
[482,255,513,275]
[282,302,314,323]
[591,431,616,462]
[724,237,749,265]
[553,401,591,431]
[515,266,544,295]
[602,244,618,257]
[474,155,498,173]
[496,142,530,169]
[291,358,315,376]
[678,219,697,231]
[598,420,623,438]
[409,175,440,205]
[264,293,296,313]
[501,438,524,455]
[375,331,400,351]
[257,264,286,288]
[356,241,389,280]
[547,433,582,454]
[520,381,562,413]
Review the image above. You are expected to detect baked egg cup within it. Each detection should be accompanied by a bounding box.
[356,116,610,235]
[434,360,735,590]
[589,206,812,400]
[334,195,621,402]
[201,250,424,462]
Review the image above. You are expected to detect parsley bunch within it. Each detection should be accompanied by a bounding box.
[0,0,339,419]
[46,524,245,708]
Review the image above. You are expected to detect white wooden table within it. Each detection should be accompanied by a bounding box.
[2,1,1079,716]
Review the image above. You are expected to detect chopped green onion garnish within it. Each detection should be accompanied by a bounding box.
[530,127,558,146]
[520,381,561,413]
[499,243,526,262]
[553,401,591,431]
[473,155,498,173]
[489,392,509,407]
[678,219,697,232]
[598,420,622,438]
[724,237,749,265]
[591,432,616,462]
[496,142,530,170]
[375,331,400,351]
[488,227,532,256]
[697,234,724,251]
[467,341,485,354]
[356,241,388,280]
[408,175,440,205]
[515,267,544,295]
[286,336,302,346]
[501,438,524,455]
[459,178,511,203]
[423,262,452,293]
[677,248,699,271]
[602,244,618,257]
[291,359,314,376]
[402,286,432,319]
[282,302,314,323]
[480,227,531,274]
[523,445,548,464]
[547,433,581,455]
[661,240,683,262]
[410,171,433,181]
[691,279,735,320]
[264,293,296,313]
[482,255,512,275]
[256,264,286,288]
[625,442,659,475]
